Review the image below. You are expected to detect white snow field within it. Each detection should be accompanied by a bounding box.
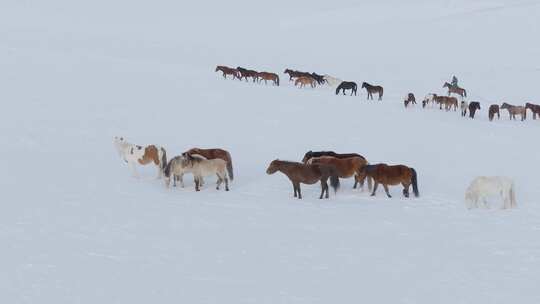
[2,0,540,303]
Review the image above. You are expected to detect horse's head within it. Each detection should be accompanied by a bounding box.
[266,159,280,175]
[284,69,290,74]
[301,151,312,163]
[215,66,220,72]
[361,82,367,88]
[501,102,510,109]
[443,82,450,88]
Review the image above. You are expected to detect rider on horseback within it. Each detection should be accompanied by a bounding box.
[451,75,458,88]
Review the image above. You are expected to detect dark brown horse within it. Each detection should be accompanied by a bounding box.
[283,69,311,81]
[183,147,234,180]
[307,156,372,191]
[237,67,259,82]
[301,151,365,164]
[311,72,326,85]
[488,104,500,121]
[215,66,240,80]
[525,102,540,120]
[335,81,357,96]
[361,82,384,100]
[357,164,419,198]
[257,72,280,86]
[468,101,481,119]
[501,102,526,121]
[266,160,340,199]
[443,82,467,98]
[404,93,416,107]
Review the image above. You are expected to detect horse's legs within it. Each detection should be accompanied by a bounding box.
[297,184,302,199]
[194,177,200,191]
[402,182,410,198]
[320,178,329,199]
[371,182,379,196]
[383,184,392,198]
[353,175,359,189]
[293,182,298,198]
[179,173,185,187]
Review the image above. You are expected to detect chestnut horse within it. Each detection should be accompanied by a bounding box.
[295,76,317,88]
[183,147,234,180]
[488,104,500,121]
[307,156,372,191]
[257,72,279,86]
[266,160,340,199]
[237,67,259,82]
[525,102,540,119]
[358,163,419,198]
[215,66,240,80]
[443,82,467,98]
[501,103,526,121]
[361,82,384,100]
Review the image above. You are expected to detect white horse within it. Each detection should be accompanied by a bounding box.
[182,153,229,191]
[465,176,517,209]
[113,136,167,178]
[422,93,437,108]
[323,75,342,87]
[461,101,469,117]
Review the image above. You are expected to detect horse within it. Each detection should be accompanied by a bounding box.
[525,102,540,119]
[465,176,516,209]
[323,75,342,87]
[182,153,229,191]
[361,82,384,100]
[215,65,240,80]
[488,104,500,121]
[257,72,280,86]
[113,136,167,178]
[404,93,416,108]
[501,103,526,121]
[284,69,310,81]
[163,155,195,188]
[422,93,437,108]
[311,72,326,85]
[335,81,357,96]
[461,101,469,116]
[266,159,340,199]
[357,163,419,198]
[301,150,365,164]
[237,67,259,82]
[443,82,467,98]
[468,101,481,119]
[307,156,372,191]
[435,95,458,111]
[295,76,317,88]
[183,148,234,180]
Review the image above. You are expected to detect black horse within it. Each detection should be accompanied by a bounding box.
[468,102,481,119]
[335,81,357,96]
[311,72,326,85]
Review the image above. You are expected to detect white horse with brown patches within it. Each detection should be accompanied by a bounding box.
[113,136,167,178]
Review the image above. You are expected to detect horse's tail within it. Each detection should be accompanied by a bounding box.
[160,147,167,172]
[225,151,234,181]
[335,85,341,95]
[329,167,340,193]
[380,87,384,98]
[464,89,467,97]
[276,75,280,86]
[411,168,419,197]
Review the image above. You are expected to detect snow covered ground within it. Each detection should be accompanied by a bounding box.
[1,0,540,303]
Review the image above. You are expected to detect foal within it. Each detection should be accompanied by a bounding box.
[266,160,340,199]
[358,163,419,198]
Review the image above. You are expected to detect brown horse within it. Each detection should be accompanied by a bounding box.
[443,82,467,98]
[488,104,500,121]
[435,95,458,111]
[501,103,526,121]
[361,82,384,100]
[525,102,540,119]
[237,67,259,82]
[284,69,311,81]
[295,76,316,88]
[301,150,365,164]
[358,164,419,198]
[215,66,240,80]
[307,156,372,191]
[183,147,234,180]
[404,93,416,107]
[257,72,279,86]
[266,160,340,199]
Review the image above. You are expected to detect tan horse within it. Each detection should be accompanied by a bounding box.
[358,164,419,198]
[501,103,526,121]
[184,148,234,180]
[443,82,467,98]
[215,65,240,80]
[294,76,317,88]
[435,95,458,111]
[257,72,279,86]
[307,156,372,191]
[182,154,229,191]
[266,160,339,199]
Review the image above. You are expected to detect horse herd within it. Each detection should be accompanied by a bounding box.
[114,136,517,209]
[215,65,384,99]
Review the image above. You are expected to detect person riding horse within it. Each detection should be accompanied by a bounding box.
[451,75,458,88]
